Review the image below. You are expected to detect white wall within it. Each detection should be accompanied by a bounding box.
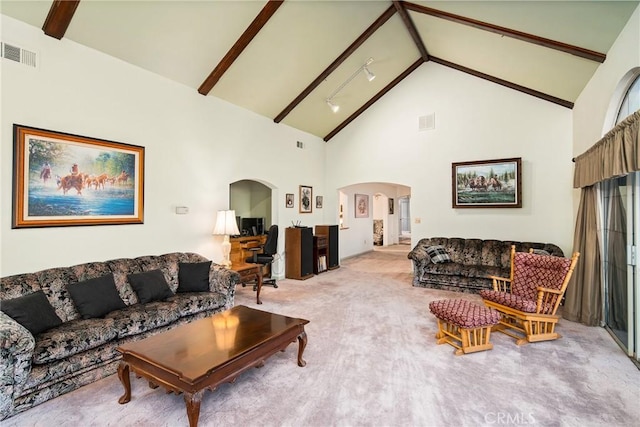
[0,15,325,276]
[326,61,575,258]
[573,5,640,155]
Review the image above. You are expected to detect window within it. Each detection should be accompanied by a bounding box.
[615,71,640,124]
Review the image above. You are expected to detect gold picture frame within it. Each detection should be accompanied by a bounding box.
[12,124,145,228]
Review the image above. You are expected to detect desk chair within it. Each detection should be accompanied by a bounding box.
[246,224,278,289]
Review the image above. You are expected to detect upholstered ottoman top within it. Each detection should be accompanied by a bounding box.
[429,299,501,328]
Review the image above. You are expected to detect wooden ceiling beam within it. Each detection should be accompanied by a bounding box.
[403,1,606,63]
[42,0,81,40]
[429,56,574,109]
[324,58,424,142]
[198,0,284,96]
[393,1,429,62]
[274,5,397,124]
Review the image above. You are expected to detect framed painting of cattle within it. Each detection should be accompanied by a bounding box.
[452,157,522,208]
[12,124,144,228]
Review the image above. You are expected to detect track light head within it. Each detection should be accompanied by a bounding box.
[326,99,339,113]
[363,66,375,82]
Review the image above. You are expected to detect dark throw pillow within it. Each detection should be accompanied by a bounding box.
[67,274,127,319]
[425,245,452,264]
[177,261,212,293]
[128,269,174,303]
[1,290,62,335]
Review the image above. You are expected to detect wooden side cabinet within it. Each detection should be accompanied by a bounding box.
[313,235,328,274]
[315,225,339,270]
[285,227,314,280]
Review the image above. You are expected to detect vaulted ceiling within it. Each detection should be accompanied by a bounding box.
[2,1,638,141]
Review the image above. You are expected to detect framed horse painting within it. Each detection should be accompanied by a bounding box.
[452,157,522,208]
[12,124,145,228]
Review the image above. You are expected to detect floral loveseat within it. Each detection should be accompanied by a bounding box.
[0,252,238,420]
[408,237,564,294]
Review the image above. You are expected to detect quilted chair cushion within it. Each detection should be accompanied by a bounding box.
[429,299,501,328]
[511,252,572,301]
[105,301,180,339]
[479,290,544,313]
[33,318,117,364]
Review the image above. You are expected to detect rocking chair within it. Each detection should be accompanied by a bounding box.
[480,245,580,345]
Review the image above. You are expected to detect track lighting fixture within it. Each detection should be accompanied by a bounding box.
[326,99,340,113]
[363,65,375,82]
[325,57,375,113]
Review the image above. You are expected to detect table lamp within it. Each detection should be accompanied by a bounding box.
[213,210,240,268]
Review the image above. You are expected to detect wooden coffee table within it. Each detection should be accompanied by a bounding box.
[116,305,309,427]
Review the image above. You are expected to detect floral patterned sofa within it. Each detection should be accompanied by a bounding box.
[407,237,564,294]
[0,252,238,420]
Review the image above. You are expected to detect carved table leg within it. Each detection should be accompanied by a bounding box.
[297,330,308,367]
[255,270,263,305]
[184,390,204,427]
[117,361,131,404]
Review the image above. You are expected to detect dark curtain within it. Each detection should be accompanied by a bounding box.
[568,110,639,326]
[564,186,602,325]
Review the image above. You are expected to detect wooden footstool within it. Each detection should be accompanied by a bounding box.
[428,299,501,356]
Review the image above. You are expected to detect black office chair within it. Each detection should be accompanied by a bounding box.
[245,224,278,289]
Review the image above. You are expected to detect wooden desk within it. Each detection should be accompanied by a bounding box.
[230,263,263,305]
[230,235,267,270]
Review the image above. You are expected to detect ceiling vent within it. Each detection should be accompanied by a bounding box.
[1,42,37,68]
[418,113,435,131]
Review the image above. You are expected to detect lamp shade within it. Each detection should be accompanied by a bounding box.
[213,210,240,236]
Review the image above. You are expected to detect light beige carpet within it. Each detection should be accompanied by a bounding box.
[5,249,640,427]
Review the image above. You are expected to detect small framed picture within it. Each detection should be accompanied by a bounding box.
[286,193,294,208]
[316,196,323,209]
[355,193,369,218]
[388,198,394,214]
[299,185,312,213]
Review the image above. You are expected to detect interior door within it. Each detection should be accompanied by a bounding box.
[399,197,411,236]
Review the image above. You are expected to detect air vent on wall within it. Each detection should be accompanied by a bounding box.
[418,113,435,131]
[1,42,37,68]
[296,141,305,149]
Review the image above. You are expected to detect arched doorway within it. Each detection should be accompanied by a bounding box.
[336,182,410,258]
[229,179,272,235]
